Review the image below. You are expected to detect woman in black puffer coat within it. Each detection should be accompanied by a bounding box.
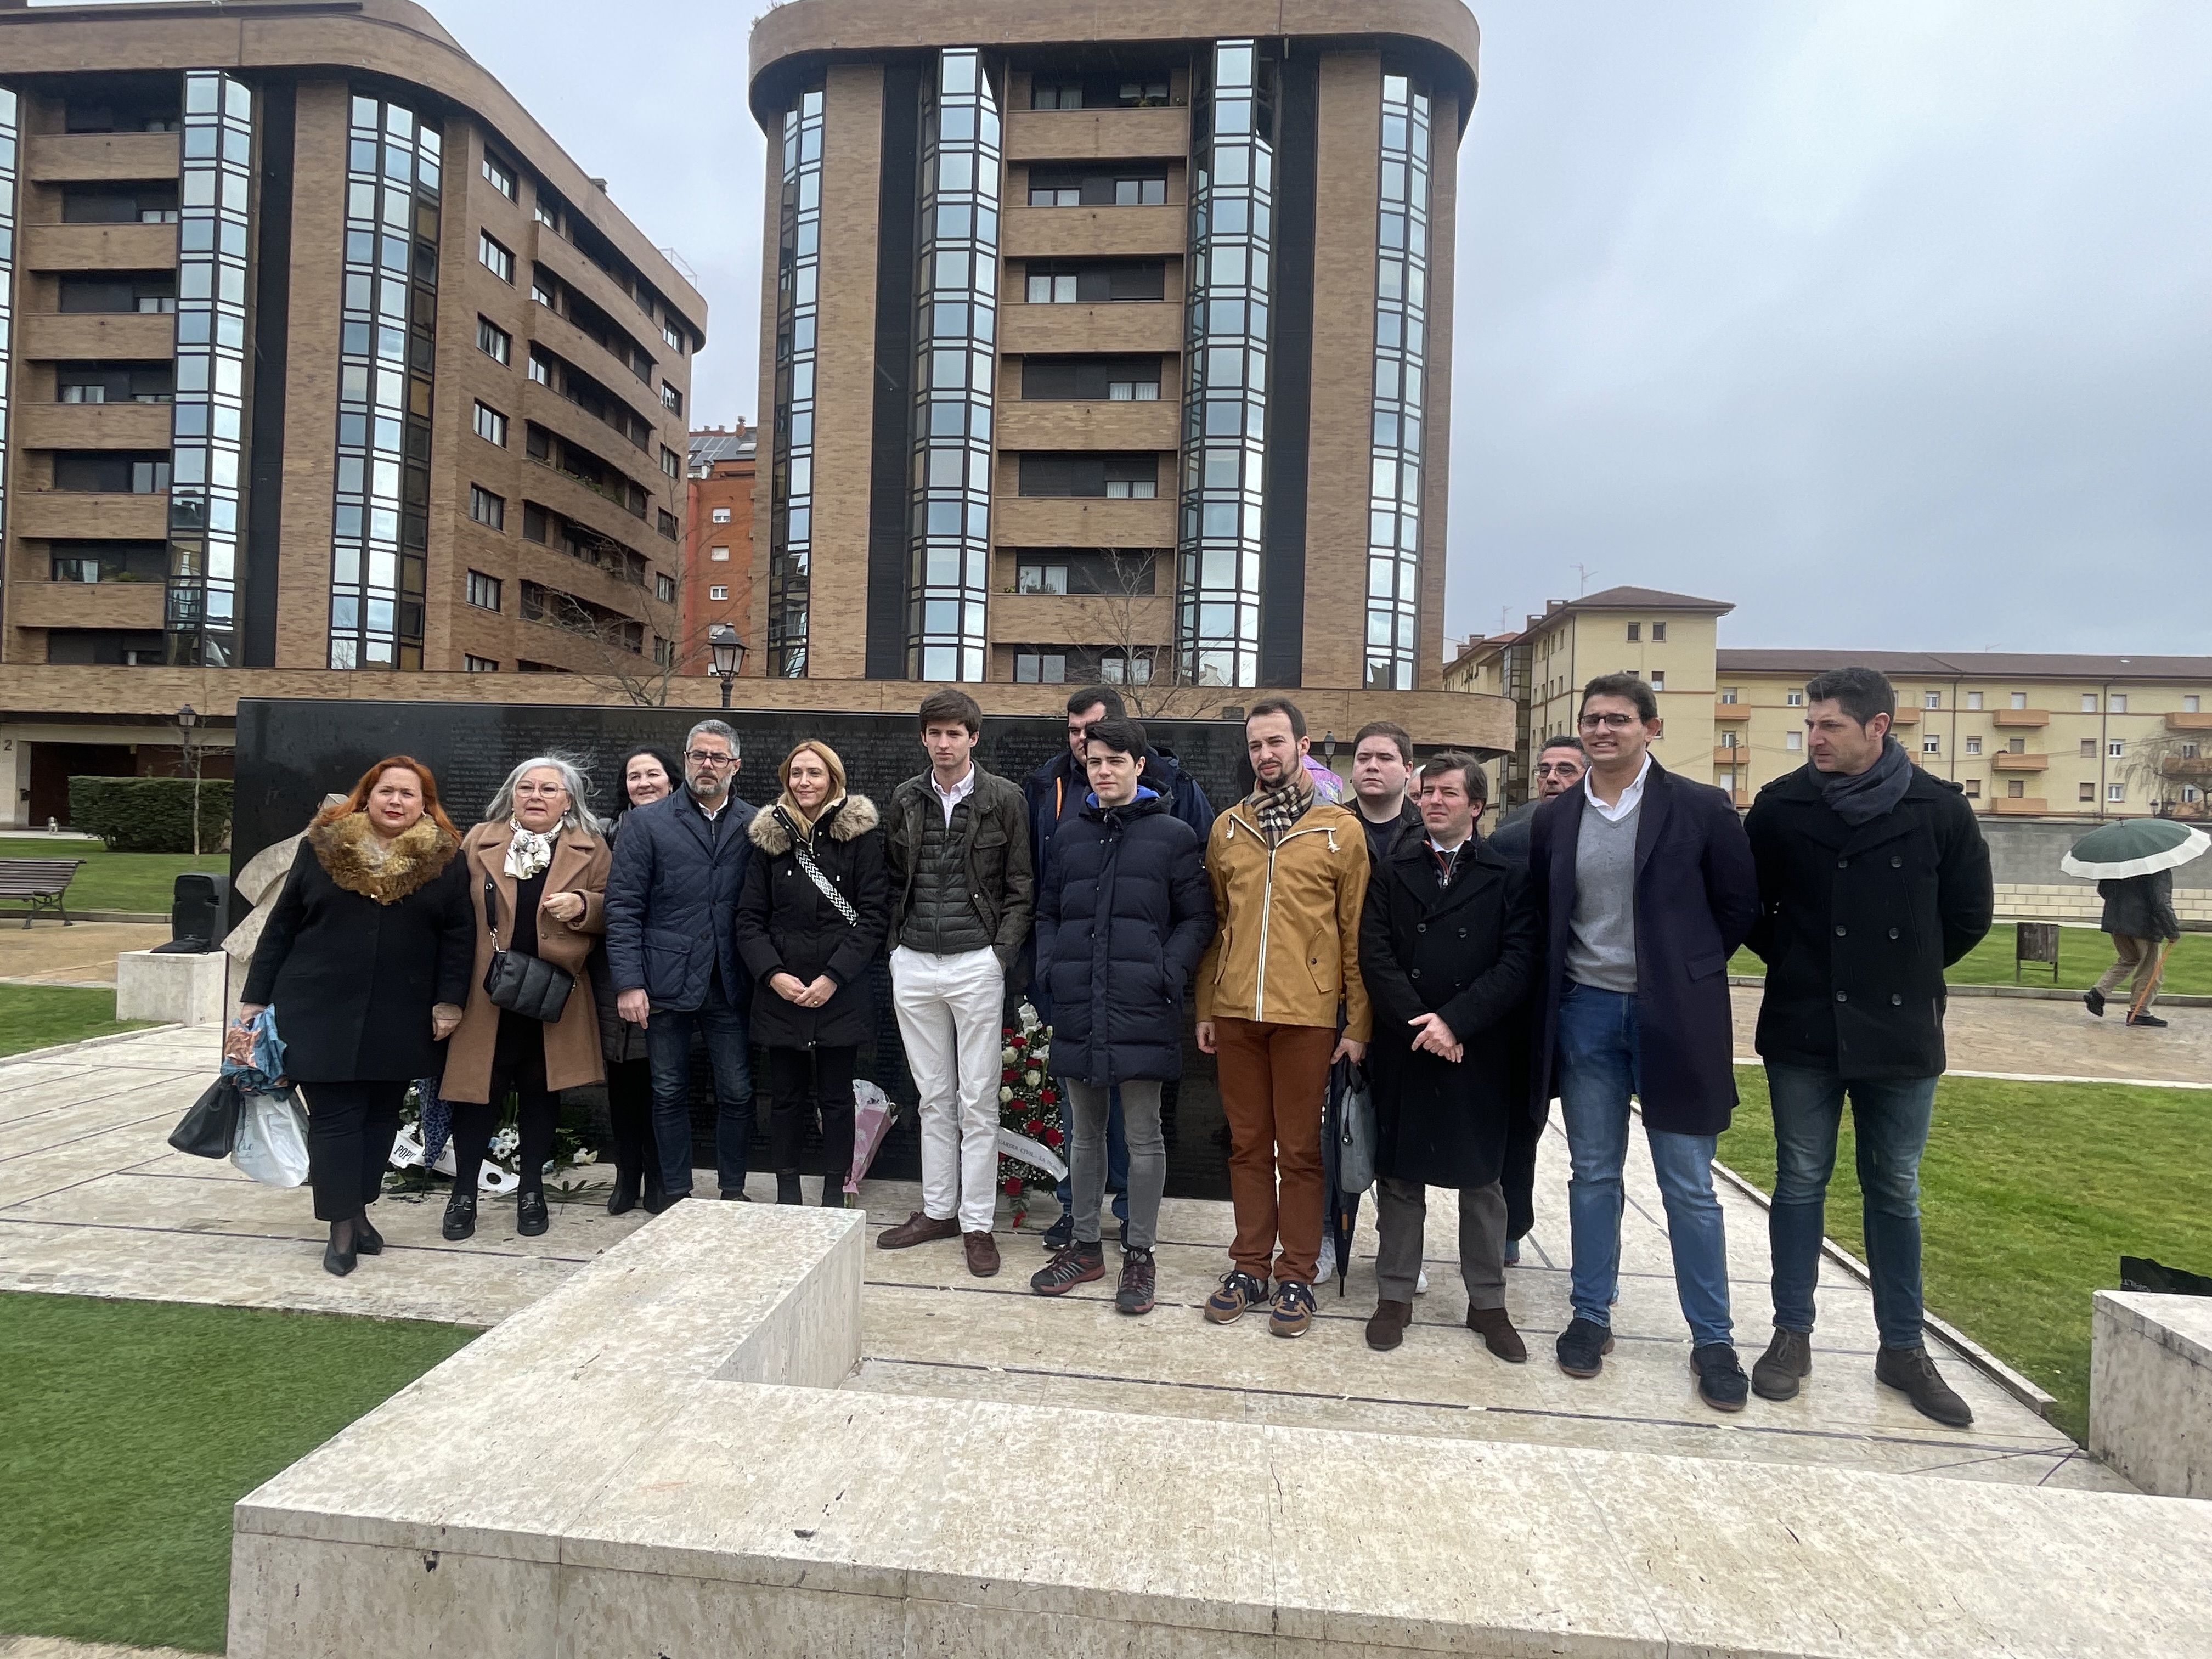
[734,741,889,1206]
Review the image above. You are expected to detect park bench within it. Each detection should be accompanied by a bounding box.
[0,858,83,929]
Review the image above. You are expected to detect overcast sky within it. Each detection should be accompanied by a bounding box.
[434,0,2212,656]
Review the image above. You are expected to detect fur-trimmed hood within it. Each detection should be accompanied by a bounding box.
[307,812,461,905]
[747,792,878,856]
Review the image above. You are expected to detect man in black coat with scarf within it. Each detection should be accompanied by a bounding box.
[1361,753,1537,1360]
[1745,666,1991,1426]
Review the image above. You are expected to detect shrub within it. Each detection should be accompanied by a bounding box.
[68,777,233,853]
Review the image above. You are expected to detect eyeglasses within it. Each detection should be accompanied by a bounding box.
[1577,713,1637,732]
[685,750,737,766]
[1534,761,1583,776]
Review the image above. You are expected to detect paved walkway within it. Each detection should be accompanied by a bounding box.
[0,923,170,989]
[0,1025,2128,1496]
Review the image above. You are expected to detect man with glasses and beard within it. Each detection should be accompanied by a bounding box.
[606,720,760,1207]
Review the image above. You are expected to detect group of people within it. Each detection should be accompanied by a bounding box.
[240,663,1993,1427]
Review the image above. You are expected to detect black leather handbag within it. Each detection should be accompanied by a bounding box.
[481,873,574,1023]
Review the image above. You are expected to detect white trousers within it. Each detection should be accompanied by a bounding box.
[890,944,1006,1232]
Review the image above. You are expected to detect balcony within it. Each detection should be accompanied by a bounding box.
[988,591,1172,646]
[998,300,1183,357]
[994,399,1178,454]
[20,222,178,272]
[1003,106,1189,165]
[1713,702,1748,720]
[1991,708,2050,727]
[2166,712,2212,732]
[1992,752,2049,771]
[1002,203,1186,261]
[530,225,663,369]
[24,131,181,183]
[6,490,169,540]
[16,311,178,362]
[1990,797,2050,815]
[2160,755,2212,779]
[5,579,166,633]
[521,385,660,509]
[1712,745,1748,764]
[16,402,172,450]
[529,305,667,439]
[1888,706,1920,725]
[993,495,1173,548]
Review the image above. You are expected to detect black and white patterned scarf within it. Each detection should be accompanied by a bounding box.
[1248,774,1313,847]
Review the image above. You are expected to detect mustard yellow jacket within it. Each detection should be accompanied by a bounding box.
[1195,798,1373,1039]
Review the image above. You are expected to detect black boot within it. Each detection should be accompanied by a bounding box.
[821,1182,848,1208]
[776,1171,803,1205]
[608,1166,642,1216]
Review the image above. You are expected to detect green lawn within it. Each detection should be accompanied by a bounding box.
[1,836,206,916]
[0,1294,476,1654]
[1717,1070,2212,1441]
[1731,927,2212,997]
[0,984,155,1057]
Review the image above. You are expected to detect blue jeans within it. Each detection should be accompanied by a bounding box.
[1765,1063,1936,1351]
[1555,984,1733,1347]
[643,970,754,1198]
[1054,1084,1129,1222]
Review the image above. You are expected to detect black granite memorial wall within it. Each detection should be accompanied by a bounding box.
[232,699,1261,1200]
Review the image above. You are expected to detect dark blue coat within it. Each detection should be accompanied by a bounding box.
[1036,788,1215,1087]
[1528,759,1759,1136]
[604,786,758,1012]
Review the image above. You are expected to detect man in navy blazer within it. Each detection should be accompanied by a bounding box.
[1528,674,1760,1411]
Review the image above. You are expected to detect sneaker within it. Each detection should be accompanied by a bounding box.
[1041,1211,1074,1250]
[1115,1248,1157,1316]
[1269,1279,1317,1339]
[1030,1240,1105,1296]
[1504,1234,1522,1267]
[2084,988,2106,1018]
[1205,1269,1269,1325]
[1466,1305,1527,1363]
[1556,1316,1614,1379]
[1314,1236,1336,1285]
[1365,1299,1412,1352]
[1691,1343,1750,1413]
[516,1190,549,1238]
[441,1190,477,1242]
[2128,1012,2170,1029]
[1875,1345,1974,1427]
[1752,1328,1813,1401]
[877,1210,961,1251]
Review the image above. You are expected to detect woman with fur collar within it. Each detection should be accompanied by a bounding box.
[240,756,474,1276]
[734,740,890,1206]
[438,756,612,1244]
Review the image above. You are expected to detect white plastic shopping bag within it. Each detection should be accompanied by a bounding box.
[232,1088,312,1187]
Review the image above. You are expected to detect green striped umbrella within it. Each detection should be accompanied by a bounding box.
[2061,819,2211,879]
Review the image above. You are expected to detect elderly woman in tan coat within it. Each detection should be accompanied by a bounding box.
[440,755,611,1242]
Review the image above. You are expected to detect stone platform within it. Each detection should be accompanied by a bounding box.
[2094,1289,2212,1498]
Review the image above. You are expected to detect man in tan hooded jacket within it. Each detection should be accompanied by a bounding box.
[1196,697,1372,1338]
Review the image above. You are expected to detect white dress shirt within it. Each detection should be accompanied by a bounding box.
[1582,752,1652,824]
[932,765,977,826]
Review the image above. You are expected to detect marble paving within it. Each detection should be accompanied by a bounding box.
[0,1025,2125,1496]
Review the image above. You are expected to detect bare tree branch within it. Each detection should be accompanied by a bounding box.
[2119,727,2212,820]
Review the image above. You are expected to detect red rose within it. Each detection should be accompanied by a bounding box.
[1011,1035,1028,1048]
[1040,1088,1058,1105]
[1002,1175,1024,1197]
[1022,1118,1042,1136]
[1002,1068,1017,1083]
[1042,1127,1063,1149]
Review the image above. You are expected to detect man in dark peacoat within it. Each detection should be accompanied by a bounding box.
[1528,676,1759,1410]
[2089,869,2181,1026]
[1358,754,1537,1361]
[605,721,759,1205]
[1744,666,1991,1427]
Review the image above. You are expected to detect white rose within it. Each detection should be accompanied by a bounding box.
[1023,1069,1041,1087]
[998,1086,1014,1103]
[1001,1046,1018,1064]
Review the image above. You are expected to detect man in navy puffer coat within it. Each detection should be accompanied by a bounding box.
[1029,717,1215,1316]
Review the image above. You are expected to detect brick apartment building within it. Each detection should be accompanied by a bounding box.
[683,424,755,672]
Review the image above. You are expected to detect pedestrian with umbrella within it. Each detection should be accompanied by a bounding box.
[2067,820,2204,1029]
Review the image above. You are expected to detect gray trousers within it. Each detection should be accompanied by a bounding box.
[1374,1176,1508,1309]
[1066,1079,1164,1250]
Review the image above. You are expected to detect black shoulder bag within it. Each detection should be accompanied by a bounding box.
[482,873,575,1022]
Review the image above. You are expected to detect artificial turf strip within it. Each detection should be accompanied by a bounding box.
[0,1294,476,1654]
[1716,1070,2212,1443]
[0,985,155,1058]
[1730,927,2212,997]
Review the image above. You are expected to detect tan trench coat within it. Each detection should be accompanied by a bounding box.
[440,820,610,1103]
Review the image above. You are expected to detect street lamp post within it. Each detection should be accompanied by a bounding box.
[708,624,746,710]
[176,704,202,859]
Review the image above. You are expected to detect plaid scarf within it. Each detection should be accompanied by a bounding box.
[1247,773,1313,846]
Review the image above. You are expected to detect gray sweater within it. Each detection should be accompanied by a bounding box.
[1564,801,1640,994]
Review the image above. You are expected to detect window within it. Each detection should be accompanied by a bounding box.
[2082,693,2099,712]
[709,584,729,601]
[1099,649,1154,685]
[477,317,511,364]
[1719,731,1740,749]
[661,382,683,414]
[473,401,507,445]
[654,573,676,603]
[1965,736,1982,755]
[1648,671,1666,691]
[469,485,505,529]
[465,569,501,610]
[464,654,498,673]
[1963,778,1980,799]
[527,352,549,385]
[1032,82,1083,110]
[1922,735,1941,754]
[1720,687,1739,704]
[712,506,732,524]
[1786,688,1805,707]
[2185,742,2203,760]
[1017,562,1068,595]
[2108,782,2126,804]
[1108,378,1160,401]
[2078,781,2096,802]
[1967,691,1984,710]
[1785,731,1803,752]
[54,453,171,493]
[2080,738,2097,758]
[2007,778,2025,799]
[654,636,675,668]
[1925,691,1942,709]
[2010,692,2027,709]
[1028,270,1079,304]
[478,232,514,283]
[2008,737,2027,754]
[709,545,730,562]
[2109,739,2126,759]
[534,190,565,232]
[1626,623,1640,642]
[662,321,684,353]
[2187,695,2202,713]
[531,278,555,307]
[1022,357,1165,401]
[658,509,679,540]
[57,364,173,404]
[1027,167,1167,207]
[1651,622,1667,642]
[2186,786,2203,804]
[1019,453,1159,499]
[482,151,517,200]
[659,445,681,479]
[521,503,549,543]
[2111,694,2128,713]
[1023,259,1166,304]
[1014,650,1068,684]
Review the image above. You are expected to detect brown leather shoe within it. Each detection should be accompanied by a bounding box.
[962,1229,1001,1277]
[1466,1305,1528,1363]
[1365,1299,1413,1352]
[876,1210,960,1251]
